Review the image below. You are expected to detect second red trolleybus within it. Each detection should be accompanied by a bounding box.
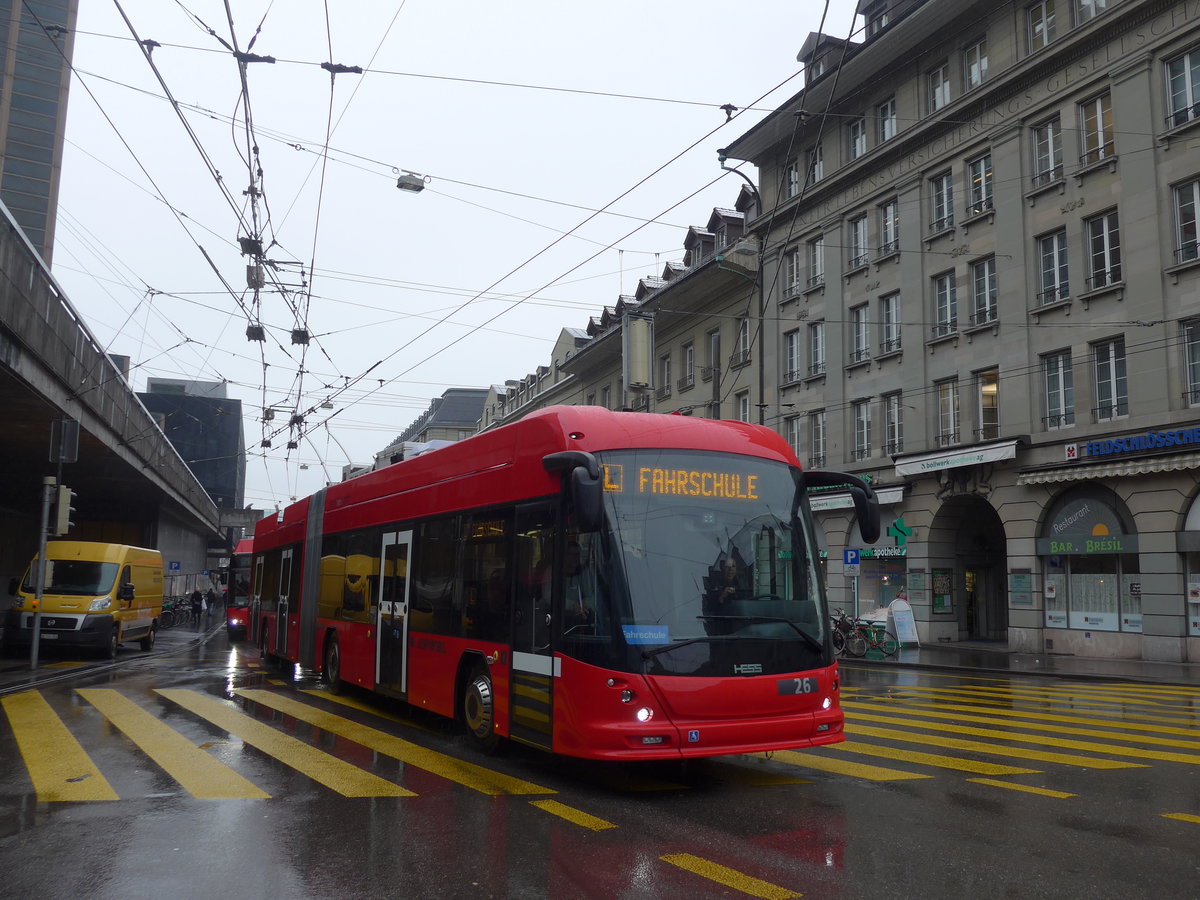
[249,405,878,760]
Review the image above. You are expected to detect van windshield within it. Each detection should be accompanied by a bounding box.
[21,561,120,596]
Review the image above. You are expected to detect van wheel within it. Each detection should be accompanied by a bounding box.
[462,667,500,754]
[139,624,156,652]
[323,635,343,695]
[106,627,120,660]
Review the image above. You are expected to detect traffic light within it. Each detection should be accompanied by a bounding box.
[53,484,77,536]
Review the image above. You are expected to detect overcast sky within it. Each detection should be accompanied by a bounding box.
[52,1,861,511]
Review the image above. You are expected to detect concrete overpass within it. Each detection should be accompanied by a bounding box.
[0,204,246,587]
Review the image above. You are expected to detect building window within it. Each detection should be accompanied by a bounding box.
[848,215,869,268]
[852,399,872,460]
[933,271,958,336]
[783,247,802,299]
[877,97,897,142]
[808,321,826,375]
[1032,117,1063,186]
[809,410,827,467]
[1043,349,1075,428]
[1037,230,1070,303]
[967,153,993,214]
[1079,93,1113,166]
[601,385,611,409]
[782,158,800,200]
[783,330,801,382]
[865,3,890,36]
[1076,0,1107,24]
[1167,48,1200,128]
[680,342,695,389]
[936,379,960,446]
[878,198,899,256]
[930,171,954,231]
[1185,320,1200,405]
[1028,0,1057,52]
[928,62,950,112]
[807,145,823,186]
[733,317,751,366]
[736,391,751,423]
[881,292,902,353]
[1085,210,1122,289]
[659,354,672,399]
[807,235,825,286]
[785,416,802,458]
[883,393,904,454]
[964,39,988,89]
[977,368,1000,440]
[1045,541,1140,633]
[1174,179,1200,264]
[705,329,720,381]
[848,116,867,160]
[971,256,997,326]
[851,305,871,363]
[1093,337,1128,421]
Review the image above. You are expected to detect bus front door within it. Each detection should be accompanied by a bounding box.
[375,531,412,695]
[276,548,293,657]
[509,506,554,751]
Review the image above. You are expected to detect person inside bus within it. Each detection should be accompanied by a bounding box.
[703,552,752,633]
[563,539,595,631]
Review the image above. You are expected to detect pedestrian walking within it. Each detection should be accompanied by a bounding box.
[190,588,203,628]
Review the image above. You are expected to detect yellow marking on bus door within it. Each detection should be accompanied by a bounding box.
[235,688,554,796]
[844,703,1200,763]
[845,722,1145,769]
[77,689,269,799]
[1162,812,1200,824]
[660,853,801,899]
[768,748,930,781]
[530,799,616,831]
[155,689,412,798]
[833,740,1038,776]
[1,691,118,802]
[845,698,1200,744]
[967,778,1075,798]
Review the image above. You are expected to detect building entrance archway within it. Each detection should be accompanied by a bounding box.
[928,495,1008,641]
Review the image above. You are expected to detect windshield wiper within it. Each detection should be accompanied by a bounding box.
[641,635,718,660]
[696,615,824,653]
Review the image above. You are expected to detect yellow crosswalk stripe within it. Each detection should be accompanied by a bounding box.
[832,740,1038,775]
[967,778,1076,799]
[77,689,269,799]
[768,748,930,781]
[661,853,801,899]
[844,702,1200,762]
[1,690,118,802]
[156,689,412,798]
[530,799,617,831]
[235,688,555,796]
[1162,812,1200,824]
[845,721,1145,769]
[299,689,438,734]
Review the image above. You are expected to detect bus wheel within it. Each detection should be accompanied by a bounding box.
[463,667,500,753]
[323,635,343,695]
[139,625,155,652]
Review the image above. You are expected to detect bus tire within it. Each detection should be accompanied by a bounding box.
[323,634,343,695]
[139,624,155,652]
[462,666,500,754]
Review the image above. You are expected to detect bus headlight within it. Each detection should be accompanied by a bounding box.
[89,597,112,611]
[635,707,654,723]
[822,696,833,710]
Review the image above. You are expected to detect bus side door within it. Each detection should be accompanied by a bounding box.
[509,502,555,750]
[375,531,412,694]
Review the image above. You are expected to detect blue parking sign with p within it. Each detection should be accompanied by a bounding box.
[844,549,859,566]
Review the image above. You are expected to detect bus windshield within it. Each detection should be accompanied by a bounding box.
[21,560,120,596]
[575,449,828,677]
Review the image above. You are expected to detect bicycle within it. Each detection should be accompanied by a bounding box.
[852,618,900,657]
[830,609,867,657]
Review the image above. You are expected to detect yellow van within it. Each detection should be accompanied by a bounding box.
[3,542,163,658]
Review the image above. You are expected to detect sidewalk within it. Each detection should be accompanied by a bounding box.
[876,640,1200,687]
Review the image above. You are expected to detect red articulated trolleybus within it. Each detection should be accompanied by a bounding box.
[249,405,879,760]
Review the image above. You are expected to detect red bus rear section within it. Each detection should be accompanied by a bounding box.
[249,405,878,760]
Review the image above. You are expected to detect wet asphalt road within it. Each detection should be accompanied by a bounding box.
[1,630,1199,899]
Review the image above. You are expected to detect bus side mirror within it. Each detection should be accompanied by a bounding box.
[571,466,602,532]
[804,471,881,544]
[118,583,135,603]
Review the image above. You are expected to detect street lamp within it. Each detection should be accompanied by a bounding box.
[396,170,428,193]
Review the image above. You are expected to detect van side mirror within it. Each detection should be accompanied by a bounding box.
[118,583,135,603]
